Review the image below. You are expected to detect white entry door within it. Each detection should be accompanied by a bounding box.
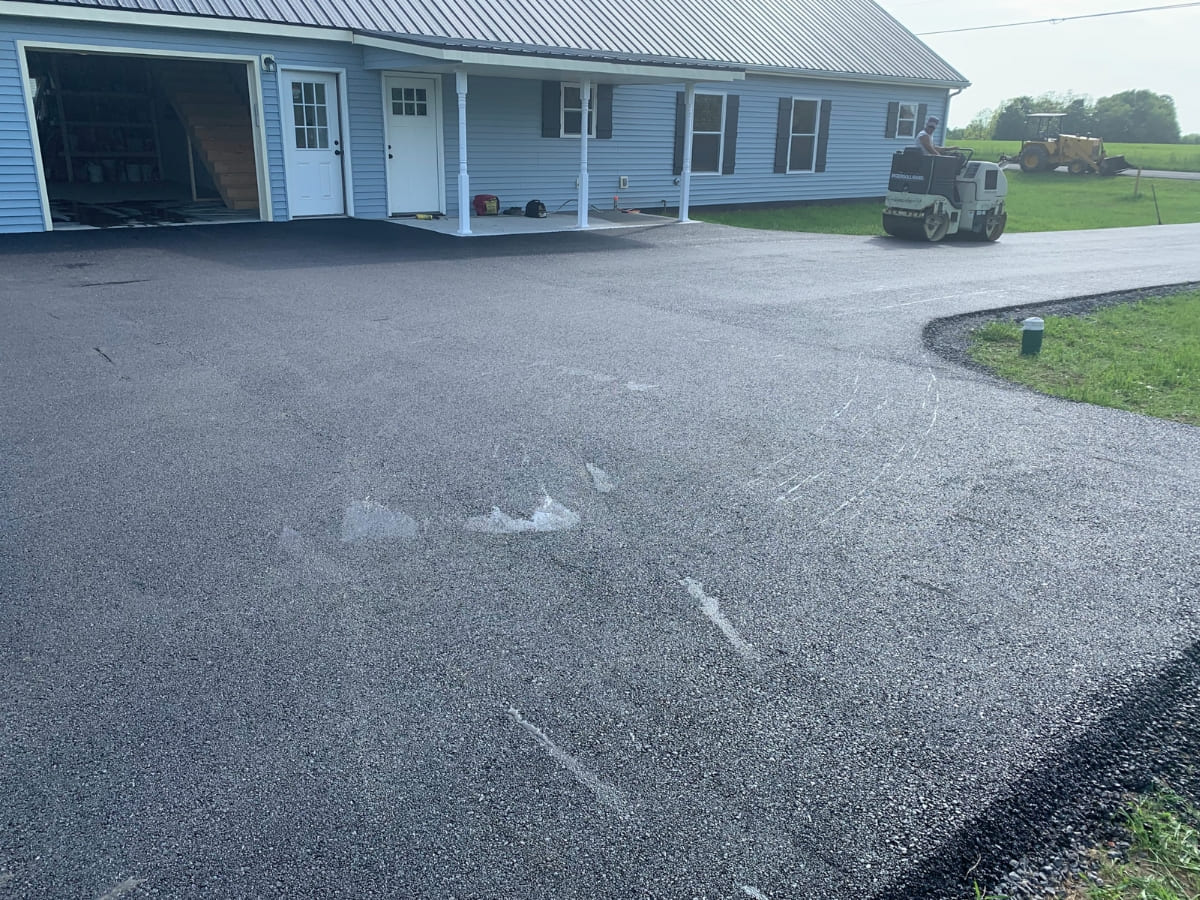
[384,76,442,214]
[282,72,345,216]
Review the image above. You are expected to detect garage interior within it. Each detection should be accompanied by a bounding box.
[26,50,262,228]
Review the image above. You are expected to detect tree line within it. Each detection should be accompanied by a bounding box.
[949,90,1197,144]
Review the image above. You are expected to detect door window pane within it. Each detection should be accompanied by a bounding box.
[392,86,429,117]
[292,81,331,149]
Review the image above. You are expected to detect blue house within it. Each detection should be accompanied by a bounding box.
[0,0,967,234]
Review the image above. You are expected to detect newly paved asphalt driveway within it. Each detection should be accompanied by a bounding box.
[2,220,1198,899]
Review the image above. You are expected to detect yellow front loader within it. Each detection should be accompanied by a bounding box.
[1000,113,1129,175]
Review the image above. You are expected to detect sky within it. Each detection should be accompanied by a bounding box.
[875,0,1200,136]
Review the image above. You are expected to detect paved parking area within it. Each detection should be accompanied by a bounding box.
[1,220,1199,899]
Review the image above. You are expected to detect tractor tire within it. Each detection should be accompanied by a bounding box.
[1068,160,1089,175]
[1019,145,1049,173]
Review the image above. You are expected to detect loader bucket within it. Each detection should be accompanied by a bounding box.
[1100,155,1129,175]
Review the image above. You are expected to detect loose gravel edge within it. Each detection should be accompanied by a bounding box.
[880,281,1200,900]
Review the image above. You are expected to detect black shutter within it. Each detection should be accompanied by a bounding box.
[596,84,613,139]
[885,101,899,137]
[542,81,560,137]
[774,97,792,173]
[721,94,739,174]
[815,100,832,173]
[673,92,685,176]
[916,103,928,134]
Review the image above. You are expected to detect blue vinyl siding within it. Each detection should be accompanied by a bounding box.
[2,13,949,233]
[0,38,46,233]
[0,16,392,232]
[442,73,948,216]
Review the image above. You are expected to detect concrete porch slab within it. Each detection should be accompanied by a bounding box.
[386,207,677,236]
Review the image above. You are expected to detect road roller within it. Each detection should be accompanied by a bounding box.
[882,148,1008,242]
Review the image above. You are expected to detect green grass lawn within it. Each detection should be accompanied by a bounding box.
[958,140,1200,173]
[695,171,1200,234]
[966,291,1200,426]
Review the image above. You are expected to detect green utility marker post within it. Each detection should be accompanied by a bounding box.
[1020,317,1044,356]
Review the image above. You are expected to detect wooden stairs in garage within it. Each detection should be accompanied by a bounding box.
[157,62,260,212]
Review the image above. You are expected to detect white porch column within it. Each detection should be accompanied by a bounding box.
[577,79,591,229]
[678,82,696,223]
[455,70,471,236]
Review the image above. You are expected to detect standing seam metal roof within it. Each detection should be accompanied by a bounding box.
[19,0,969,84]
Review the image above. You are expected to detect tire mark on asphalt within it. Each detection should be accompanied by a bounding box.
[680,577,760,662]
[814,364,941,520]
[746,354,864,497]
[506,707,628,814]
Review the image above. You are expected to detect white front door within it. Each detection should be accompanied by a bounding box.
[384,75,442,214]
[282,72,345,217]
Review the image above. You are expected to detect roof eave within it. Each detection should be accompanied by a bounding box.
[743,63,969,90]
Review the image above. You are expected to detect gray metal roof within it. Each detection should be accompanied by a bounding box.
[19,0,969,85]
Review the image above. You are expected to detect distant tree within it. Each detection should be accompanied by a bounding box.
[1061,98,1096,136]
[1093,90,1180,143]
[1182,133,1200,145]
[948,107,992,141]
[991,98,1030,141]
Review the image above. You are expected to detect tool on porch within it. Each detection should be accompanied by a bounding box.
[472,194,499,216]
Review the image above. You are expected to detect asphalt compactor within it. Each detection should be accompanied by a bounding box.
[882,148,1008,242]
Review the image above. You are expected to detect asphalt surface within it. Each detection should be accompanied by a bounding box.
[1,219,1198,900]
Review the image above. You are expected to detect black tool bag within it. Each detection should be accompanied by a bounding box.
[525,199,547,218]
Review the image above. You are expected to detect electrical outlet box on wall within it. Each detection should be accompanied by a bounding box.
[618,175,629,190]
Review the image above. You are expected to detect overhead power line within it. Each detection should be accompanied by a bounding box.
[917,1,1200,35]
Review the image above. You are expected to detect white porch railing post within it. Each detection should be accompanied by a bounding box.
[678,82,695,223]
[455,70,471,236]
[577,79,591,229]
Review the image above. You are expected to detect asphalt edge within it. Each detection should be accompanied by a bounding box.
[873,639,1200,899]
[879,282,1200,899]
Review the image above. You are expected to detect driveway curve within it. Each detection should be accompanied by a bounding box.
[1,220,1198,899]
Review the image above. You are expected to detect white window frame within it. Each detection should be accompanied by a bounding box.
[786,97,821,173]
[893,101,919,139]
[691,91,726,175]
[560,82,596,138]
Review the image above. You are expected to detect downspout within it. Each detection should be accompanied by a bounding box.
[944,86,965,141]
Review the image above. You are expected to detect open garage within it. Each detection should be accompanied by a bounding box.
[24,49,265,228]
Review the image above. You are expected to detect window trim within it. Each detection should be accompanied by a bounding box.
[892,100,919,139]
[785,96,821,173]
[690,90,726,176]
[560,82,596,138]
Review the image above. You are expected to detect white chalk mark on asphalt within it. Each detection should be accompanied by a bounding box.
[97,877,146,899]
[340,499,419,542]
[464,496,580,534]
[586,463,617,493]
[506,707,627,813]
[626,382,659,392]
[680,578,760,661]
[742,886,770,900]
